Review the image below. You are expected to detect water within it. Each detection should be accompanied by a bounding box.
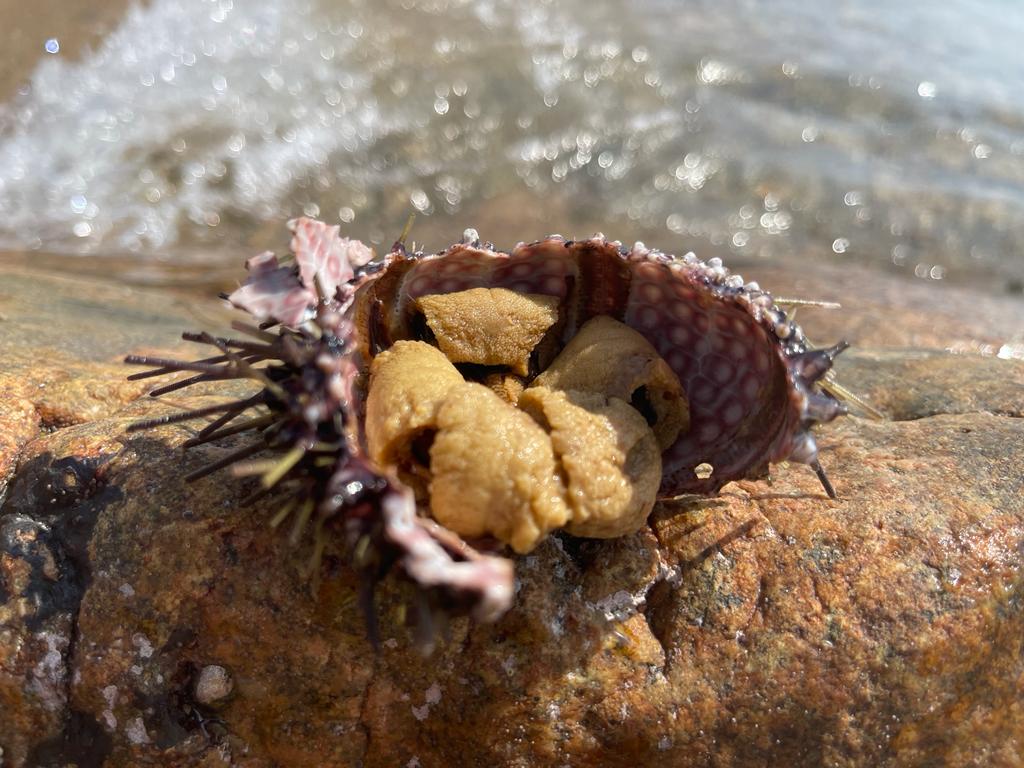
[1,0,1022,293]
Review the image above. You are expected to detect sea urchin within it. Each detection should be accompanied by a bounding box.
[125,218,849,643]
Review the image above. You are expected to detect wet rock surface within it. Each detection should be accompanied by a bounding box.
[1,263,1022,767]
[834,348,1024,420]
[750,260,1024,353]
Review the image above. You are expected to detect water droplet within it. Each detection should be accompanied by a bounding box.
[917,81,937,99]
[410,190,430,212]
[44,38,60,54]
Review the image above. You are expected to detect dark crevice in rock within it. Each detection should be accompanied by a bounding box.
[640,579,675,675]
[25,709,113,768]
[551,531,598,572]
[1,451,122,625]
[357,656,380,767]
[3,452,115,518]
[753,575,770,626]
[0,515,82,634]
[880,407,1024,423]
[1,449,123,766]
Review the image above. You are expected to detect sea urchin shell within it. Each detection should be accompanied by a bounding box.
[125,218,848,639]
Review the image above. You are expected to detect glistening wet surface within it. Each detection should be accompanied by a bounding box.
[0,0,1022,300]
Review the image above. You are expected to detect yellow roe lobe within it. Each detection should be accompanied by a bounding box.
[415,287,559,375]
[429,383,571,554]
[518,387,661,539]
[363,293,691,553]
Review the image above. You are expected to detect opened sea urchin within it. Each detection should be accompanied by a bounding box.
[125,218,848,640]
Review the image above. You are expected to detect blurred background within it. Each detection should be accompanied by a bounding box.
[1,0,1022,297]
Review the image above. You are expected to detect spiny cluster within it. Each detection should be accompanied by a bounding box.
[126,218,513,648]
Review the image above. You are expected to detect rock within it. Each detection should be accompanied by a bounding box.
[0,263,209,365]
[2,399,374,767]
[751,260,1024,352]
[0,384,38,497]
[358,411,1024,768]
[833,348,1024,420]
[1,261,1023,766]
[193,665,233,706]
[3,384,1021,767]
[0,356,151,431]
[0,515,77,766]
[0,265,228,498]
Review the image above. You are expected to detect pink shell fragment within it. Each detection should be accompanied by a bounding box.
[381,484,514,623]
[227,220,376,327]
[289,217,374,300]
[227,251,315,326]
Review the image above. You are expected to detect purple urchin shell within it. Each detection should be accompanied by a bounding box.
[353,229,847,498]
[125,218,847,639]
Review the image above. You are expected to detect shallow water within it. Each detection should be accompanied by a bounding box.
[0,0,1022,294]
